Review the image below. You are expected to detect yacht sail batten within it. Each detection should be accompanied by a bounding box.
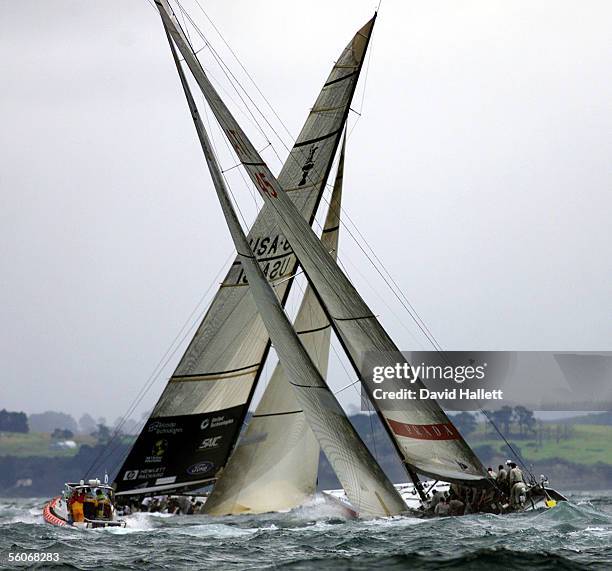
[294,128,342,147]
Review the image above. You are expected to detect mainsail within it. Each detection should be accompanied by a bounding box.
[156,0,487,486]
[203,142,345,516]
[115,6,374,496]
[194,93,406,516]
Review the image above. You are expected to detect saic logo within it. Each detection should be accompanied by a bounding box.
[186,461,215,476]
[123,470,139,481]
[199,436,222,450]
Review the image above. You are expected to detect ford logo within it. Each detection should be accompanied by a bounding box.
[186,461,215,476]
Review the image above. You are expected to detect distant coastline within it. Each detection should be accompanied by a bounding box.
[1,410,611,497]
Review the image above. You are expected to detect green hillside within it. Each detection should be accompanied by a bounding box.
[468,424,612,465]
[0,432,96,457]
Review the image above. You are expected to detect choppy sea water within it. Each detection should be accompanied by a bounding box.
[1,492,611,570]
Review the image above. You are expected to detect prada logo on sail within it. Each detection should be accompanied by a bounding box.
[387,419,461,441]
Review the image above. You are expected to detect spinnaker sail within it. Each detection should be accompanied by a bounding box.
[203,141,346,516]
[155,0,487,486]
[115,6,374,496]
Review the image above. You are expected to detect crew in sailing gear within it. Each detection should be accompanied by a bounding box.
[68,489,85,523]
[487,466,496,478]
[96,489,111,519]
[496,464,508,494]
[508,462,526,507]
[83,487,97,520]
[508,462,524,487]
[511,482,527,507]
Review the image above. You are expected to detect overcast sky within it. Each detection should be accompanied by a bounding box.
[1,0,610,422]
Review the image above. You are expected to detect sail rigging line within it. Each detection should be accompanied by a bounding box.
[84,251,235,478]
[174,0,293,162]
[188,0,296,144]
[201,91,261,213]
[167,0,441,358]
[171,0,432,356]
[174,0,281,158]
[310,189,446,354]
[478,408,536,483]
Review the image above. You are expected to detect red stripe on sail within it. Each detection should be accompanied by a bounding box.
[388,419,461,440]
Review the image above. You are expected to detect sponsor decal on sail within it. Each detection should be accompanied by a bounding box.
[145,439,168,463]
[199,436,223,450]
[114,407,242,493]
[236,234,294,284]
[187,461,215,476]
[155,476,177,485]
[387,419,461,440]
[147,421,183,435]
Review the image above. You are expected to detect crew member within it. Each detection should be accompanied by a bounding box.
[428,489,442,512]
[69,488,85,523]
[96,489,111,520]
[508,462,526,507]
[496,464,508,495]
[83,487,97,520]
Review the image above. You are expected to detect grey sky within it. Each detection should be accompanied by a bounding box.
[1,0,610,422]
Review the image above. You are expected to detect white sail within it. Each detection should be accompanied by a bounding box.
[187,79,406,516]
[203,143,346,515]
[155,0,487,485]
[115,11,374,496]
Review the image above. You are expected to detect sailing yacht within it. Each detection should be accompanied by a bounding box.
[109,1,566,517]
